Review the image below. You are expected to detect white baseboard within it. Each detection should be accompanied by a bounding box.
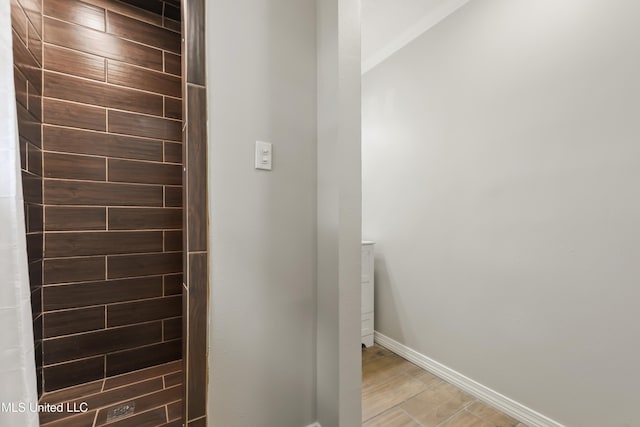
[374,331,565,427]
[305,423,321,427]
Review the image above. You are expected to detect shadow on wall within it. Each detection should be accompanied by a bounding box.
[374,254,415,346]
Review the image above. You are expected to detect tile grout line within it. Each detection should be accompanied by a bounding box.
[363,346,507,427]
[41,316,181,342]
[43,95,182,126]
[25,1,186,407]
[43,14,181,54]
[44,67,182,99]
[400,407,426,427]
[43,122,182,144]
[433,402,478,427]
[42,371,183,420]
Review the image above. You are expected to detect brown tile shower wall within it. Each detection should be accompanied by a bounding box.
[40,0,183,392]
[11,0,44,397]
[182,1,209,425]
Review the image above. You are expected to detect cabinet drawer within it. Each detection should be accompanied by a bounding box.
[361,312,373,337]
[361,245,373,282]
[361,281,373,314]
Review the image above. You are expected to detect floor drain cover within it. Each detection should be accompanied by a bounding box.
[106,401,135,423]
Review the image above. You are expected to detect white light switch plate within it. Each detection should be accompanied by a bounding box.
[255,141,272,170]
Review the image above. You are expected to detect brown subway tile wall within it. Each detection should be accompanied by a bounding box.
[164,230,183,251]
[44,180,164,206]
[43,152,107,181]
[43,256,106,284]
[43,276,163,311]
[106,11,181,53]
[107,252,182,278]
[43,98,107,131]
[44,231,164,257]
[164,318,182,340]
[106,296,181,327]
[27,203,44,232]
[108,110,182,141]
[43,16,164,70]
[184,0,204,85]
[108,207,182,230]
[118,0,163,16]
[44,71,165,115]
[43,0,106,31]
[13,40,42,95]
[43,45,106,81]
[165,185,183,207]
[43,306,106,338]
[11,0,44,396]
[164,51,181,75]
[164,273,183,295]
[108,158,182,185]
[22,170,43,204]
[182,0,209,424]
[165,99,183,121]
[40,0,183,393]
[186,253,208,419]
[186,85,208,252]
[43,126,164,161]
[43,356,105,392]
[107,61,181,97]
[43,323,162,365]
[44,206,106,231]
[106,339,182,376]
[39,360,182,427]
[82,0,164,26]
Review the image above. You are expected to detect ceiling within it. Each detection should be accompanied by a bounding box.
[361,0,470,73]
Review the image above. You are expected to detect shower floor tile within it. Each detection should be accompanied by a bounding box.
[39,360,182,427]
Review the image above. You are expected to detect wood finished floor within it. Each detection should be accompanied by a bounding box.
[362,346,529,427]
[39,360,182,427]
[38,347,525,426]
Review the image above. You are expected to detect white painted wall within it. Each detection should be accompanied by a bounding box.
[316,0,362,426]
[362,1,640,426]
[361,0,470,73]
[361,0,449,62]
[206,0,362,426]
[206,1,317,426]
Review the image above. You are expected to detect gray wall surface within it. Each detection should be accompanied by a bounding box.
[206,1,318,426]
[316,0,362,426]
[362,1,640,426]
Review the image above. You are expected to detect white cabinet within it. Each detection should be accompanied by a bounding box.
[361,241,375,347]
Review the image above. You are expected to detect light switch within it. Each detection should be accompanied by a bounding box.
[255,141,272,170]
